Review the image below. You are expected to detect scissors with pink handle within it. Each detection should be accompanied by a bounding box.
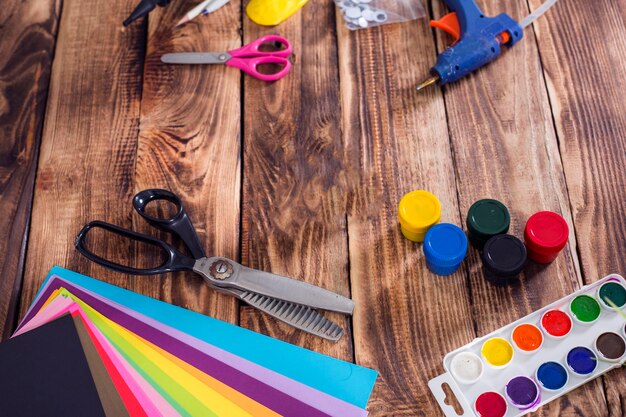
[161,35,292,82]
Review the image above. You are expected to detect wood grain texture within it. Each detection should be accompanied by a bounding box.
[528,0,626,414]
[240,2,354,359]
[337,16,474,415]
[133,0,242,322]
[431,0,610,413]
[0,0,60,339]
[19,0,146,318]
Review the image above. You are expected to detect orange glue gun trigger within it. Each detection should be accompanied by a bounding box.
[430,12,461,44]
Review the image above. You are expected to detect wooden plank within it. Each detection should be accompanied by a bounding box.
[338,16,475,416]
[0,0,60,339]
[240,3,353,359]
[431,0,609,413]
[19,0,146,318]
[527,0,626,414]
[132,1,242,322]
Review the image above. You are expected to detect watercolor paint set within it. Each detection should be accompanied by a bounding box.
[429,274,626,417]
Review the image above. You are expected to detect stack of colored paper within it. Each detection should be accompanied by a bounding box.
[4,266,377,417]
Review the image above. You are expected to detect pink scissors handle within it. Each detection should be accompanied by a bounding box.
[226,56,292,82]
[227,35,292,58]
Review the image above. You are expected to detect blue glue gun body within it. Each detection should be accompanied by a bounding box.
[432,0,523,85]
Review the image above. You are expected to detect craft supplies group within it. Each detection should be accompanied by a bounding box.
[4,0,621,416]
[397,191,570,281]
[429,274,626,417]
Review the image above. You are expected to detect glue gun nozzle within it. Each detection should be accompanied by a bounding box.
[416,75,440,91]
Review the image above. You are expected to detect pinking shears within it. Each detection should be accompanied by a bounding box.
[75,189,353,341]
[417,0,558,90]
[161,35,292,82]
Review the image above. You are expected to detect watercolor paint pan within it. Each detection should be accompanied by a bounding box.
[429,274,626,417]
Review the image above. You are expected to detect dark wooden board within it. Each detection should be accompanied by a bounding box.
[528,0,626,414]
[0,0,60,339]
[337,16,476,415]
[18,0,146,317]
[133,0,242,322]
[240,2,354,359]
[0,0,623,415]
[430,0,608,414]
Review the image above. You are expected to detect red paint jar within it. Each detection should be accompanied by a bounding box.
[524,211,569,263]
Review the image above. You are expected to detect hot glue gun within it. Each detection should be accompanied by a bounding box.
[417,0,558,91]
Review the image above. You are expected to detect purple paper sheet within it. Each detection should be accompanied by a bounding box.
[21,276,368,417]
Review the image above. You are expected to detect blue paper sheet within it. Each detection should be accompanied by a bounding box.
[32,267,377,408]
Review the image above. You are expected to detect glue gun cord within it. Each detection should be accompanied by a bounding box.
[520,0,558,28]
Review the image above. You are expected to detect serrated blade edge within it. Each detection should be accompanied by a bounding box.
[241,291,344,342]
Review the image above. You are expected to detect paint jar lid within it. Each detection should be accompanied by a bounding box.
[423,223,468,267]
[524,211,569,253]
[482,235,527,278]
[398,190,441,234]
[466,199,510,247]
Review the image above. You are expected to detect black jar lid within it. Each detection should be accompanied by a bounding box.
[482,234,527,278]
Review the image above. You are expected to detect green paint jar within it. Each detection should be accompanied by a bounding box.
[569,295,601,325]
[466,199,510,250]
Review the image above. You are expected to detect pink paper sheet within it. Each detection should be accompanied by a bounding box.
[15,299,181,417]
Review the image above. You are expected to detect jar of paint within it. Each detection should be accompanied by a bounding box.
[466,199,510,250]
[481,235,527,285]
[593,332,626,363]
[566,346,598,376]
[511,323,543,354]
[481,337,514,369]
[524,211,569,263]
[597,281,626,311]
[449,351,484,384]
[504,376,540,410]
[569,295,601,325]
[540,309,573,339]
[423,223,468,276]
[535,361,569,392]
[474,391,508,417]
[398,190,441,242]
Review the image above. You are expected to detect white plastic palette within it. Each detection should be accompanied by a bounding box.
[429,274,626,417]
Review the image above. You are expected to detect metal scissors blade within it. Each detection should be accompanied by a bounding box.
[161,52,230,64]
[194,258,355,314]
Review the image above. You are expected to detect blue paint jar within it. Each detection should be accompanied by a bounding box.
[536,361,569,391]
[423,223,468,276]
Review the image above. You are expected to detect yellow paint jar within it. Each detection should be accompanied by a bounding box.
[481,337,514,368]
[398,190,441,242]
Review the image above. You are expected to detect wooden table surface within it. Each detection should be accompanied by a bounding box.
[1,0,625,415]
